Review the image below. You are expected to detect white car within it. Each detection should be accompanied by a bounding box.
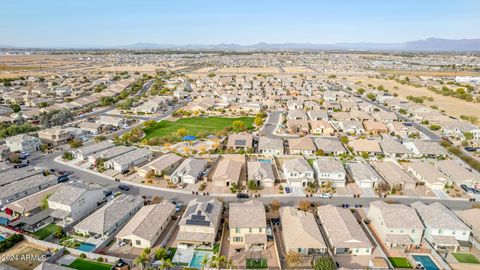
[320,193,332,198]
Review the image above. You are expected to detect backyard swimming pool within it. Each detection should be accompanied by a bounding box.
[77,242,96,252]
[258,159,271,163]
[189,251,213,269]
[0,235,5,241]
[412,255,440,270]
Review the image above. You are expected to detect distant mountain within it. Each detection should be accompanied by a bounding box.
[2,38,480,52]
[118,38,480,52]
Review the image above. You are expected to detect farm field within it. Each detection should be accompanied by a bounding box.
[143,117,255,139]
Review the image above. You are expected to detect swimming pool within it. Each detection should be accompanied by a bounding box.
[189,251,213,268]
[77,242,96,252]
[258,159,271,163]
[0,235,5,242]
[412,255,440,270]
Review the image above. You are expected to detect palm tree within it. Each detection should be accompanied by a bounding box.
[159,258,174,270]
[134,254,148,270]
[209,255,227,269]
[200,255,209,270]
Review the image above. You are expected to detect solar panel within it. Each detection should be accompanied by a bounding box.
[205,203,213,213]
[191,214,206,221]
[185,219,211,226]
[235,139,246,146]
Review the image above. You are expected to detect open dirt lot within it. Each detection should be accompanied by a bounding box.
[216,67,281,74]
[281,66,316,74]
[346,76,480,118]
[98,65,158,73]
[0,241,48,270]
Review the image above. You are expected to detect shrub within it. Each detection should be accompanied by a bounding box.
[0,234,24,253]
[80,253,87,258]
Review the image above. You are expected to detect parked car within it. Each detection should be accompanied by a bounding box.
[175,203,183,212]
[284,187,291,194]
[118,184,130,191]
[57,175,69,183]
[236,193,250,199]
[320,193,332,198]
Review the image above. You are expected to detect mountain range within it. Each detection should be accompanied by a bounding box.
[2,38,480,52]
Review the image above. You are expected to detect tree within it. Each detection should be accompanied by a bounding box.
[143,119,157,128]
[176,128,187,137]
[286,251,301,266]
[376,181,391,194]
[145,170,156,180]
[155,247,167,260]
[298,200,312,211]
[463,132,474,141]
[356,88,365,95]
[340,136,349,145]
[366,93,376,101]
[254,116,264,127]
[209,255,227,269]
[200,255,210,270]
[269,200,281,212]
[134,254,148,270]
[232,120,246,132]
[313,256,336,270]
[8,152,21,163]
[10,104,21,113]
[62,151,74,160]
[429,124,441,131]
[41,194,51,209]
[247,180,258,191]
[69,139,83,148]
[159,258,174,270]
[54,226,65,238]
[315,149,325,156]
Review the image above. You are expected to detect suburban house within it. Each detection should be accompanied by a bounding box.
[288,137,316,155]
[95,115,125,128]
[88,146,135,166]
[456,209,480,241]
[287,109,308,120]
[104,148,153,173]
[363,121,389,135]
[229,200,267,250]
[436,160,479,187]
[368,201,424,250]
[379,136,411,158]
[411,202,471,252]
[6,134,42,153]
[227,133,254,150]
[312,158,346,187]
[346,162,384,188]
[71,140,115,160]
[5,184,61,217]
[282,157,315,187]
[48,183,104,227]
[372,161,417,191]
[257,136,284,155]
[403,161,450,190]
[309,120,335,135]
[211,156,243,187]
[74,195,143,239]
[176,198,222,249]
[116,202,176,249]
[247,161,275,187]
[280,206,327,255]
[170,158,208,184]
[307,110,329,121]
[313,137,346,155]
[403,140,448,158]
[318,205,373,255]
[37,127,72,146]
[338,120,365,135]
[287,119,309,134]
[0,169,58,207]
[78,121,102,134]
[138,153,184,178]
[348,139,382,155]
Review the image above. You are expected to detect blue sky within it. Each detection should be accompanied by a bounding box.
[1,0,479,47]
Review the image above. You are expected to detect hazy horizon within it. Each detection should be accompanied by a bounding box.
[1,0,479,48]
